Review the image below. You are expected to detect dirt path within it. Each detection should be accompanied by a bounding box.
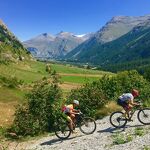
[58,73,102,77]
[8,113,150,150]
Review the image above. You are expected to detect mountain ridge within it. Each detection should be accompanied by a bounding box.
[0,19,30,63]
[23,32,94,59]
[65,15,150,66]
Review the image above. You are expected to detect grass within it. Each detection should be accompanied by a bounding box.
[96,101,122,119]
[0,60,113,127]
[0,60,112,84]
[143,146,150,150]
[61,75,101,84]
[0,87,26,103]
[112,132,133,145]
[0,102,17,127]
[49,62,109,75]
[134,127,145,137]
[111,127,149,146]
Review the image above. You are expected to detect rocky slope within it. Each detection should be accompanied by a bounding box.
[65,15,150,73]
[65,15,150,61]
[96,15,150,43]
[23,32,94,59]
[6,114,150,150]
[0,19,29,63]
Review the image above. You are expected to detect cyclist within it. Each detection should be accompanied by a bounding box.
[117,89,139,120]
[62,100,80,133]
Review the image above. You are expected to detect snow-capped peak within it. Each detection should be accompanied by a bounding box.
[75,34,86,37]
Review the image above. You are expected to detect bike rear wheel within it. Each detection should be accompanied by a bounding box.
[110,111,127,128]
[54,118,71,139]
[79,117,96,134]
[137,108,150,125]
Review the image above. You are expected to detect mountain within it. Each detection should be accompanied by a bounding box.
[0,19,29,63]
[95,15,150,43]
[65,15,150,68]
[23,32,94,59]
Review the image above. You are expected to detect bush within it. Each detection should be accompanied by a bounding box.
[0,75,23,88]
[10,72,62,136]
[68,82,108,117]
[68,70,150,118]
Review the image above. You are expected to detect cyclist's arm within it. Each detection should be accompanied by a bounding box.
[70,109,80,114]
[129,97,139,106]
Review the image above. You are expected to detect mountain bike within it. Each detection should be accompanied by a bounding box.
[54,112,96,139]
[110,100,150,128]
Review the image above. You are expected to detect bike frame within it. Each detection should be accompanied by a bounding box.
[125,105,143,120]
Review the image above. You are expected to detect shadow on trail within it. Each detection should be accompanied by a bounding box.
[97,124,146,134]
[125,124,146,128]
[97,127,124,134]
[40,134,85,146]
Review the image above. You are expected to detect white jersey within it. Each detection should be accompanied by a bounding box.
[119,93,133,102]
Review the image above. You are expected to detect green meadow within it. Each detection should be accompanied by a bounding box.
[0,60,113,126]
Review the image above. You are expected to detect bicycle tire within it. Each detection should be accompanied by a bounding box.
[54,119,71,139]
[137,108,150,125]
[79,117,96,134]
[110,111,127,128]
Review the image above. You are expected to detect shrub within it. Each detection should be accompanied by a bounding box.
[0,75,23,88]
[68,82,108,117]
[68,70,150,118]
[10,72,62,136]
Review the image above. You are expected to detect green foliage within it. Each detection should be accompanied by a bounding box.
[112,132,133,145]
[0,75,23,88]
[68,82,109,117]
[45,64,51,74]
[66,25,150,73]
[143,67,150,82]
[10,73,62,136]
[68,70,150,118]
[112,70,150,106]
[134,127,145,136]
[0,24,29,64]
[143,146,150,150]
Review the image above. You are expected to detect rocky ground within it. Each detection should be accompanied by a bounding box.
[2,113,150,150]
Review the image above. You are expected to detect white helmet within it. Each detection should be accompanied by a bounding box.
[73,100,79,105]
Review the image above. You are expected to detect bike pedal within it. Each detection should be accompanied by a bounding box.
[127,119,133,122]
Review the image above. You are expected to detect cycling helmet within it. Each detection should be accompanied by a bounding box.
[73,100,79,105]
[131,89,139,97]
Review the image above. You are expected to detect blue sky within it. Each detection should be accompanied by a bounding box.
[1,0,150,41]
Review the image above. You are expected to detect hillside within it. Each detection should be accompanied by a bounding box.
[0,59,112,126]
[0,19,113,128]
[65,16,150,72]
[0,19,30,63]
[23,32,94,59]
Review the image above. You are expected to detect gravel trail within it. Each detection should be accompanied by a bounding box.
[8,113,150,150]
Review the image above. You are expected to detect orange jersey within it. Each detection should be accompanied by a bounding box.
[62,104,74,113]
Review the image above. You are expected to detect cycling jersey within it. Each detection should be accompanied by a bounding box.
[62,104,74,113]
[119,93,133,103]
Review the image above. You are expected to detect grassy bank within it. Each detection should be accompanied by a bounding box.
[0,60,112,127]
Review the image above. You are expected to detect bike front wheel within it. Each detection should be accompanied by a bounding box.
[54,119,71,140]
[110,111,127,128]
[79,117,96,134]
[137,108,150,125]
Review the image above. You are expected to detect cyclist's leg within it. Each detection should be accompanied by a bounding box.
[70,114,76,124]
[62,112,73,130]
[69,114,78,133]
[123,104,133,121]
[66,115,74,132]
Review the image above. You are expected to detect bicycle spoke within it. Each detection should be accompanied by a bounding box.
[79,117,96,134]
[54,118,71,139]
[138,108,150,125]
[110,111,127,128]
